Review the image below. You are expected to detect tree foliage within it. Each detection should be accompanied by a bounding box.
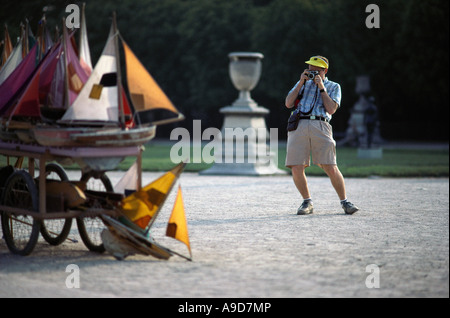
[1,0,448,140]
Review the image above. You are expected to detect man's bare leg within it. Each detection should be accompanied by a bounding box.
[291,165,314,214]
[291,165,310,199]
[318,164,346,200]
[319,164,359,214]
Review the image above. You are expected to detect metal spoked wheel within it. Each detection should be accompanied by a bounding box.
[39,163,73,246]
[1,170,41,256]
[76,172,113,253]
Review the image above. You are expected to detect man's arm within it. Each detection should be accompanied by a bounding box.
[285,70,309,108]
[320,90,339,115]
[314,76,339,115]
[285,82,302,108]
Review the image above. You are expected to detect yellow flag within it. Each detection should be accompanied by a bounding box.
[120,162,185,229]
[166,185,191,257]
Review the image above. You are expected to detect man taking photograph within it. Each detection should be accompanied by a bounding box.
[285,55,359,215]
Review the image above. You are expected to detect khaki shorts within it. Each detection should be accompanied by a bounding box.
[285,119,336,167]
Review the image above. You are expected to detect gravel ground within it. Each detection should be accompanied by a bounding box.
[0,171,448,298]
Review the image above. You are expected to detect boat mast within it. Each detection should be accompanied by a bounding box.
[62,18,70,110]
[112,12,125,128]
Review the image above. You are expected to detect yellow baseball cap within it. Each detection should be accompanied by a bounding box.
[305,56,329,69]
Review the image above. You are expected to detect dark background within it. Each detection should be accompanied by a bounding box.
[2,0,449,141]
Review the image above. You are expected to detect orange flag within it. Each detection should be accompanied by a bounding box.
[166,185,191,258]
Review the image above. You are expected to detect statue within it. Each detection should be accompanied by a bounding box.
[338,76,383,148]
[338,75,383,158]
[363,96,378,149]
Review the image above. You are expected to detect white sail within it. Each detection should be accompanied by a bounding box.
[60,26,119,123]
[0,40,23,85]
[79,3,92,75]
[114,160,138,194]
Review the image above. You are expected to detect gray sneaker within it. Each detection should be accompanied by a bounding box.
[341,201,359,215]
[297,200,314,215]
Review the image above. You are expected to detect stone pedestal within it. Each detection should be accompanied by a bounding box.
[357,147,383,159]
[338,75,384,148]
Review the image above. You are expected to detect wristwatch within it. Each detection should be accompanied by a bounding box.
[320,88,326,93]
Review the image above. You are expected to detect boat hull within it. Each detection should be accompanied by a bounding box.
[71,125,156,147]
[32,125,155,148]
[32,127,98,147]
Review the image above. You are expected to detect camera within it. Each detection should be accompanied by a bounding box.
[306,70,319,80]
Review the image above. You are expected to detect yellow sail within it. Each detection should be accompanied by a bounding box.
[166,185,192,258]
[122,40,179,114]
[120,162,186,230]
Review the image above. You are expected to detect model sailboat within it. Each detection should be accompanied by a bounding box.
[101,162,192,261]
[1,24,14,71]
[0,25,24,85]
[33,12,183,147]
[0,8,191,261]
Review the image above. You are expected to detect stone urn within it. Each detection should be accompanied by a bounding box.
[228,52,264,108]
[201,52,286,176]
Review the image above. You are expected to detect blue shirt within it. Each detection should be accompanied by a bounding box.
[289,78,341,121]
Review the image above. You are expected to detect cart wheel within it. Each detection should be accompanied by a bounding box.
[76,172,113,253]
[40,163,73,246]
[1,170,41,256]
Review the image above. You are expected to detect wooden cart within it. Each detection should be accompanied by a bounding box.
[0,140,143,256]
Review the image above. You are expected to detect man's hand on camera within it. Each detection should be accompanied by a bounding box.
[314,75,325,90]
[300,69,309,83]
